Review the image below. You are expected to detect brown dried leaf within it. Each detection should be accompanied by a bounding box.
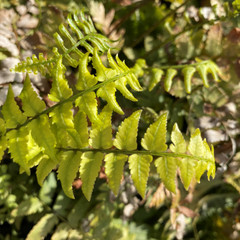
[178,205,197,218]
[149,183,166,208]
[227,28,240,44]
[205,23,222,57]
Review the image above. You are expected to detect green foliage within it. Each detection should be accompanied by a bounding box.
[0,8,218,203]
[133,59,222,94]
[2,0,240,239]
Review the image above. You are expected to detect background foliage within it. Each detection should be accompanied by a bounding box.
[0,0,240,239]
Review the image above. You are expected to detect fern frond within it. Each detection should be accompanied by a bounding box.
[135,59,222,94]
[54,12,111,67]
[12,53,56,75]
[1,10,218,202]
[94,49,142,114]
[75,48,142,117]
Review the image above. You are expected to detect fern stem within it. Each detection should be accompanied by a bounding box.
[59,147,213,163]
[4,71,130,135]
[145,60,209,70]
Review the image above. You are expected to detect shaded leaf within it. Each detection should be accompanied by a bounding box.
[26,214,59,240]
[105,153,128,196]
[80,152,104,201]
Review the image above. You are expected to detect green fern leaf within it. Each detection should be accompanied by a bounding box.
[129,154,153,198]
[48,56,73,102]
[53,12,111,67]
[19,74,46,117]
[108,50,142,92]
[80,152,104,201]
[97,82,124,115]
[26,213,59,240]
[178,158,197,190]
[90,105,113,149]
[26,132,45,168]
[196,64,209,88]
[2,85,27,128]
[131,59,147,78]
[115,55,142,91]
[170,123,195,190]
[195,139,215,181]
[12,53,55,75]
[36,157,57,186]
[182,66,196,94]
[207,61,221,82]
[188,129,205,158]
[155,156,177,193]
[149,68,164,91]
[75,92,99,123]
[74,111,89,148]
[164,68,177,92]
[105,153,128,196]
[49,103,81,148]
[93,49,142,113]
[92,48,115,82]
[170,123,186,154]
[114,110,142,151]
[29,115,57,162]
[141,112,168,153]
[58,151,82,199]
[76,52,97,90]
[206,144,215,180]
[188,129,215,182]
[6,128,30,175]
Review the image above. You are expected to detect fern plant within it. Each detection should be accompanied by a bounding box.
[0,10,218,201]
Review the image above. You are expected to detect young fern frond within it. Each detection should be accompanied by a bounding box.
[54,12,111,67]
[132,59,222,94]
[12,11,112,75]
[13,53,56,75]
